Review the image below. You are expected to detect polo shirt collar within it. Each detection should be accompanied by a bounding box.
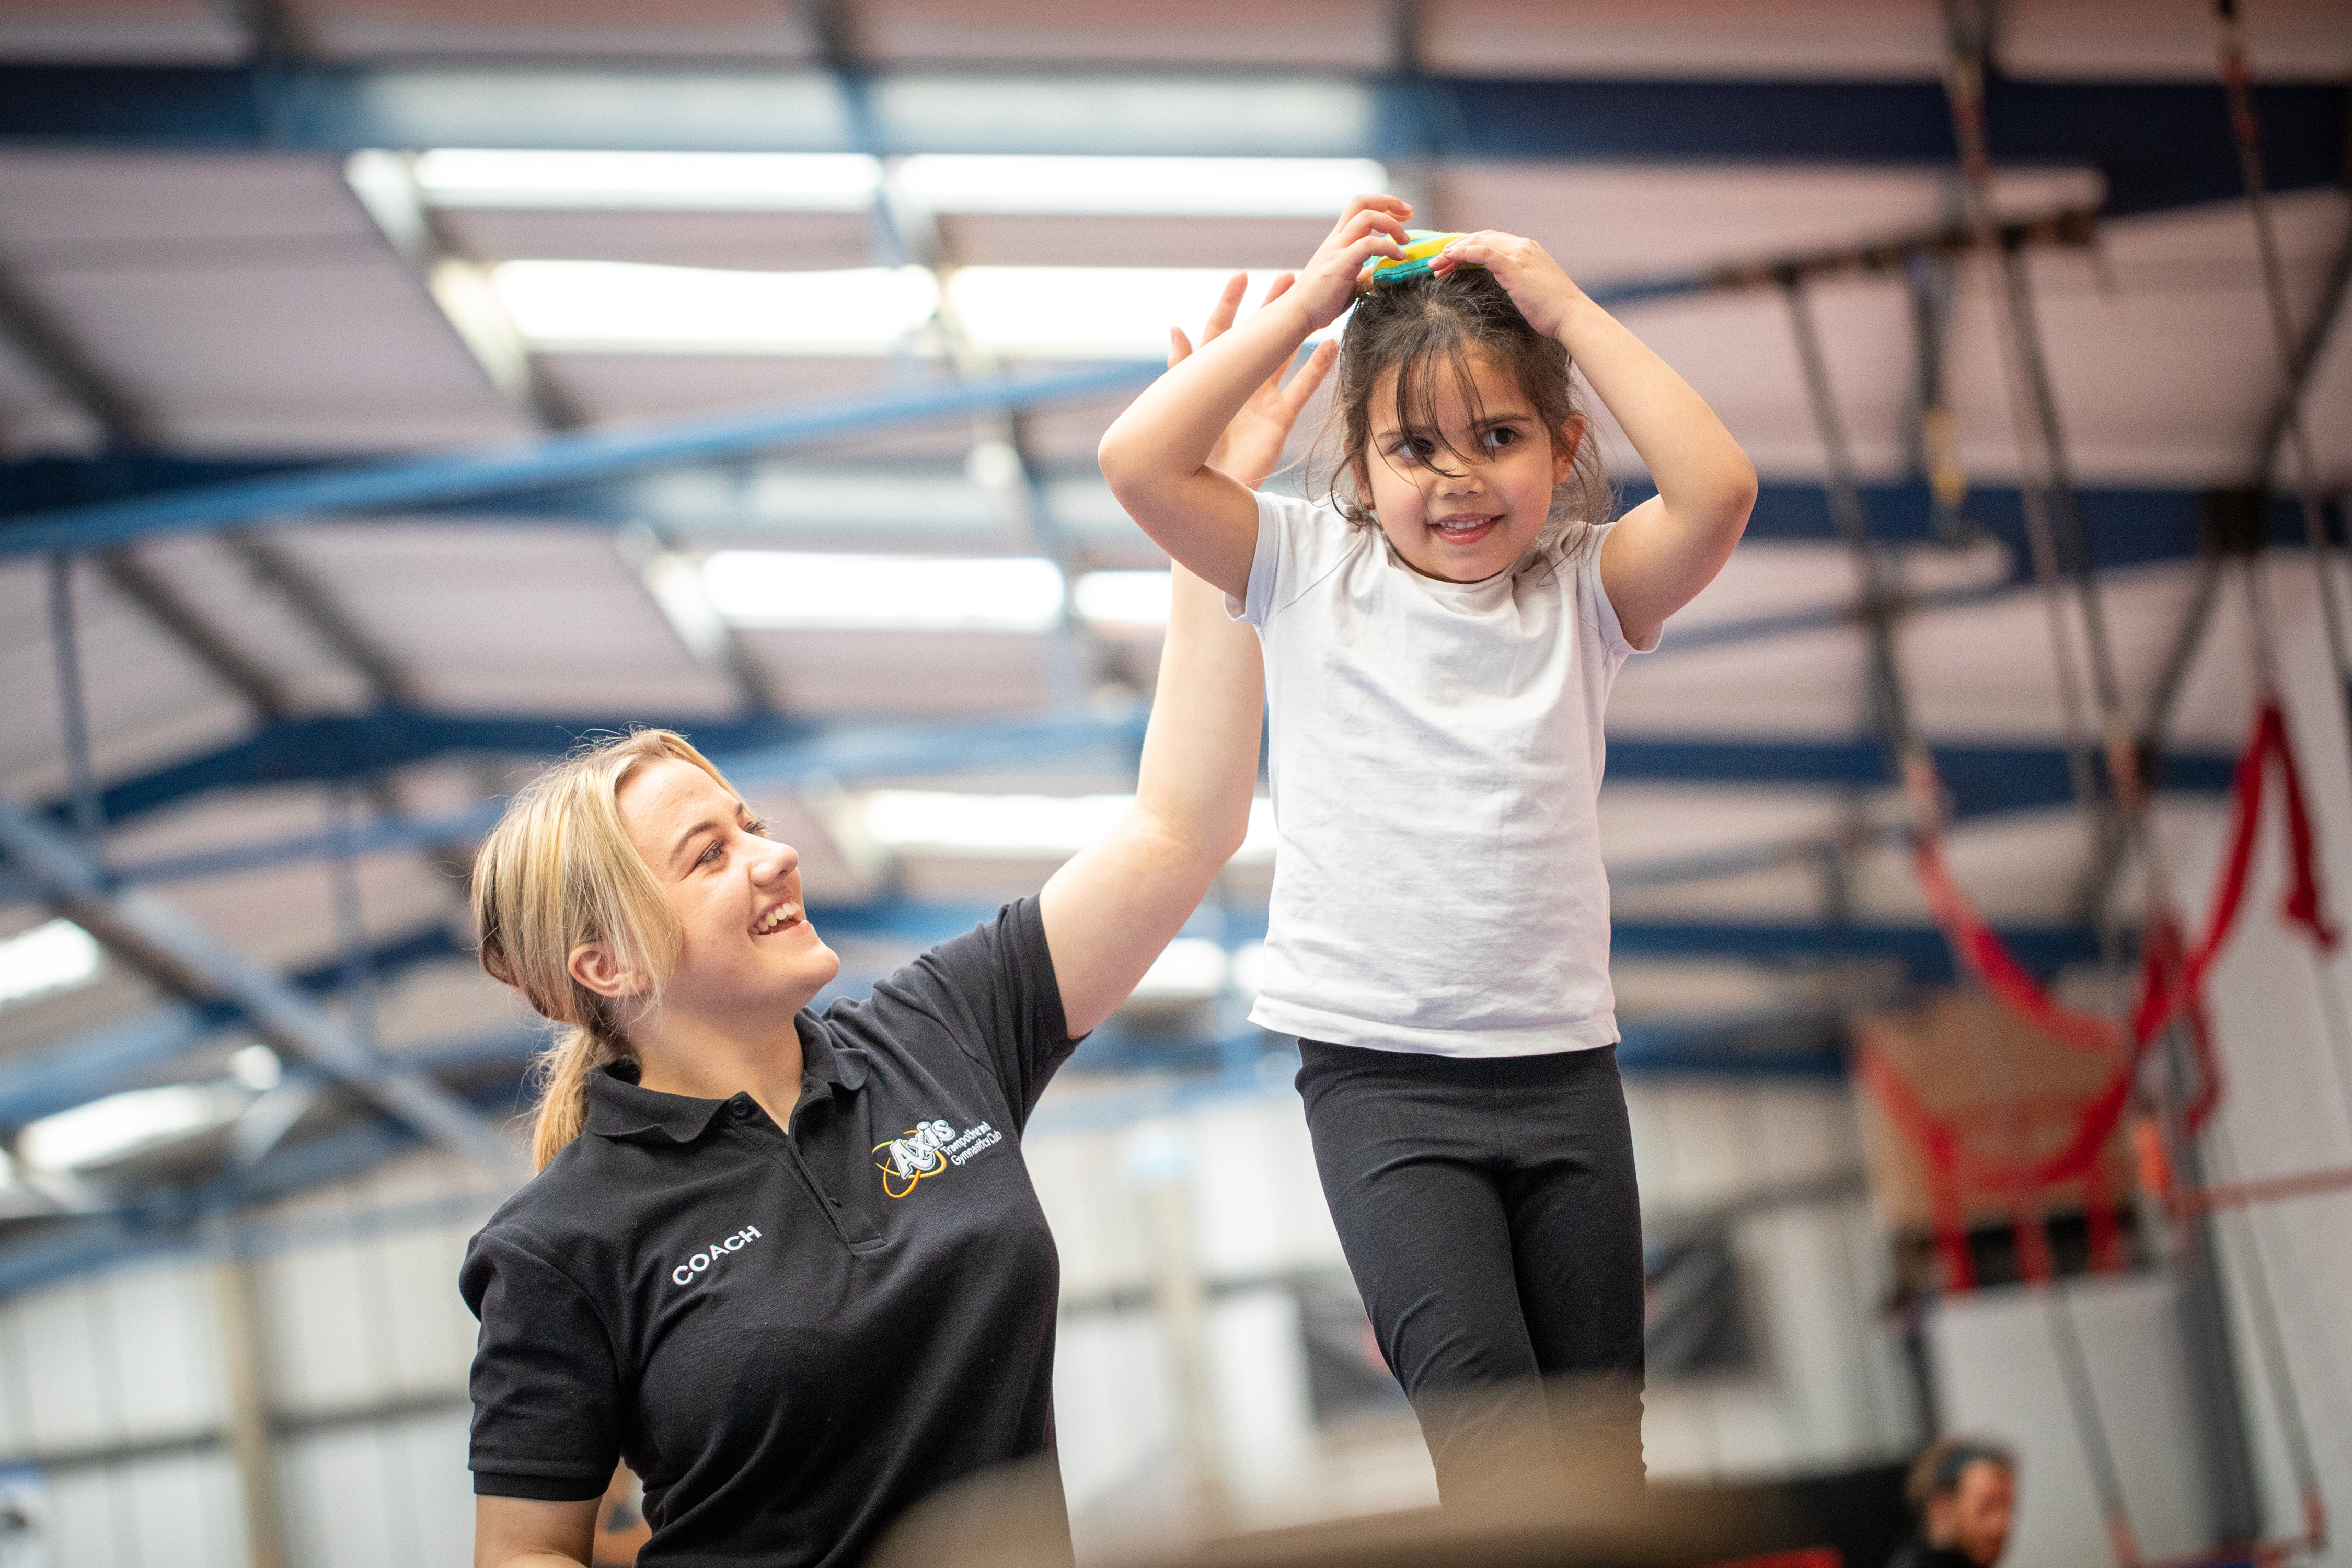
[584,1062,728,1145]
[583,1012,868,1146]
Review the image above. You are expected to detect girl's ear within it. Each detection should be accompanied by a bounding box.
[1553,414,1587,482]
[568,941,647,1001]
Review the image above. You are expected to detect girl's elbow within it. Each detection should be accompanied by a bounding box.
[1718,457,1759,535]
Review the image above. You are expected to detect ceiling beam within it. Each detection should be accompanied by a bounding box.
[0,361,1162,558]
[33,704,2232,839]
[0,255,421,724]
[0,64,2338,218]
[0,259,155,447]
[0,797,525,1182]
[0,921,465,1131]
[94,548,295,719]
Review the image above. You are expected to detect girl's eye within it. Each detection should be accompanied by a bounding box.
[1482,426,1518,449]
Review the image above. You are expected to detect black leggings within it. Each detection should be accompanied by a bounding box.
[1296,1040,1645,1506]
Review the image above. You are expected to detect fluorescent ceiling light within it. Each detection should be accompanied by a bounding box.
[949,267,1330,358]
[17,1083,248,1174]
[0,919,101,1010]
[493,259,1331,358]
[413,149,883,211]
[862,791,1274,860]
[895,155,1387,217]
[703,551,1065,631]
[493,261,938,354]
[1073,570,1172,627]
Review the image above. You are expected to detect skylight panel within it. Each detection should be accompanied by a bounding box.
[492,261,938,353]
[947,267,1313,358]
[1072,570,1172,627]
[17,1083,246,1174]
[414,149,884,210]
[701,551,1066,631]
[894,155,1387,217]
[860,792,1275,859]
[0,919,102,1011]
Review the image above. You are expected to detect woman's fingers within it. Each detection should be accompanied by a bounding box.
[1198,272,1249,346]
[1260,270,1298,304]
[1278,339,1339,416]
[1168,327,1192,370]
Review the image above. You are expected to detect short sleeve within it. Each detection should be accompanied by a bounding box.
[866,898,1076,1125]
[460,1231,622,1501]
[1228,490,1356,628]
[1575,520,1661,660]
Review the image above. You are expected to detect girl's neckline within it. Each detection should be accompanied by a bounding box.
[1373,526,1559,597]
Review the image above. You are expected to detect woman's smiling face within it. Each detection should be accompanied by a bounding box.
[1359,347,1581,584]
[614,757,840,1026]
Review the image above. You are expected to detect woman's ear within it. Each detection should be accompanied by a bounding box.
[568,941,646,1001]
[1553,414,1587,482]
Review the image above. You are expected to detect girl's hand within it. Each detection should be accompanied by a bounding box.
[1286,195,1413,330]
[1169,271,1340,488]
[1429,230,1589,340]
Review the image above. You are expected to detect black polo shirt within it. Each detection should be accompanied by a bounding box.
[460,899,1079,1568]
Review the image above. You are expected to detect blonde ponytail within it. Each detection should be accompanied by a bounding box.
[471,729,745,1171]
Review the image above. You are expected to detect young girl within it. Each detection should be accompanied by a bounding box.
[1098,197,1756,1501]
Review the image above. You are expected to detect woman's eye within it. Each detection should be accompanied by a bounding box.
[745,818,770,839]
[698,840,724,868]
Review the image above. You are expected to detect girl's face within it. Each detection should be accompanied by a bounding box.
[613,758,840,1028]
[1359,348,1581,584]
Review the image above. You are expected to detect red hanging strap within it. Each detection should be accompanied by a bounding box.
[1913,828,2123,1054]
[2266,702,2341,951]
[1864,698,2342,1241]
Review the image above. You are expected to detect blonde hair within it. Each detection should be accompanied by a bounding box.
[471,729,741,1171]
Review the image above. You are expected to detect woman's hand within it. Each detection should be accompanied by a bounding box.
[1429,230,1590,341]
[1286,195,1413,330]
[1170,271,1340,489]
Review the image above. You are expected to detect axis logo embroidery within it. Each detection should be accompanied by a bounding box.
[872,1117,1002,1198]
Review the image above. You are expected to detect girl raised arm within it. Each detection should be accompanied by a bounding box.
[1097,197,1407,599]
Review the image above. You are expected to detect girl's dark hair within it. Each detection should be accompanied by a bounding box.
[1310,265,1612,560]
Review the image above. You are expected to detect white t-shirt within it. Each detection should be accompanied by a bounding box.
[1230,490,1654,1057]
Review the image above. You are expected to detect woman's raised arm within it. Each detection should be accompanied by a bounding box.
[1039,560,1263,1039]
[1042,278,1339,1036]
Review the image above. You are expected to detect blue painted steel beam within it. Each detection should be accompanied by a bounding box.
[48,702,2236,834]
[0,64,2337,219]
[0,362,1161,557]
[59,707,1145,834]
[4,447,2301,580]
[1435,77,2344,218]
[1624,480,2307,571]
[0,923,465,1130]
[807,897,2096,985]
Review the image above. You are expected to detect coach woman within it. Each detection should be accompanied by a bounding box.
[461,289,1319,1568]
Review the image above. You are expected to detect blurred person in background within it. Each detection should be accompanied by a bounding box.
[1886,1437,2016,1568]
